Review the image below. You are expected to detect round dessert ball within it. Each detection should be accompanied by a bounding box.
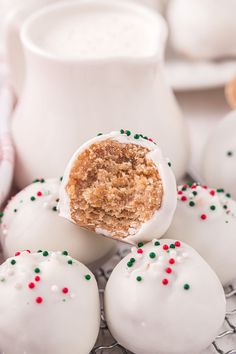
[167,0,236,60]
[0,178,116,268]
[165,183,236,285]
[105,239,225,354]
[0,250,100,354]
[59,130,177,245]
[202,111,236,200]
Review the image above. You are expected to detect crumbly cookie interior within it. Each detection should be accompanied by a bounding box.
[66,139,163,238]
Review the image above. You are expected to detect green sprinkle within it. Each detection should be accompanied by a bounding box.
[143,136,148,140]
[136,276,142,282]
[62,251,68,256]
[0,212,4,218]
[130,258,136,263]
[30,196,36,201]
[149,252,156,259]
[10,259,16,265]
[227,151,233,157]
[97,133,103,136]
[127,261,133,268]
[34,268,40,273]
[226,193,231,198]
[183,284,190,290]
[182,187,187,191]
[170,244,175,249]
[14,209,18,213]
[223,205,228,209]
[210,205,216,211]
[154,241,160,246]
[168,162,172,167]
[189,201,195,207]
[138,242,144,248]
[134,134,140,139]
[193,191,198,196]
[68,260,73,265]
[85,274,91,281]
[37,250,42,253]
[217,188,224,193]
[52,206,57,212]
[120,129,125,134]
[126,130,131,136]
[43,251,49,257]
[33,179,39,183]
[60,176,63,181]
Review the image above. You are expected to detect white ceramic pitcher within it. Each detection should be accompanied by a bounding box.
[7,0,189,187]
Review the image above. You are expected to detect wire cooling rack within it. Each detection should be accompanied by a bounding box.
[93,247,236,354]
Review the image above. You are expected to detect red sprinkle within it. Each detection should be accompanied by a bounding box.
[26,250,31,253]
[181,196,187,201]
[15,252,21,256]
[175,241,181,247]
[163,244,169,250]
[201,214,207,220]
[210,190,215,196]
[162,278,169,285]
[28,282,35,289]
[148,138,153,142]
[203,185,208,189]
[137,249,143,254]
[36,297,43,304]
[166,267,172,274]
[178,191,183,195]
[37,191,42,197]
[62,287,69,294]
[35,276,40,282]
[169,258,175,265]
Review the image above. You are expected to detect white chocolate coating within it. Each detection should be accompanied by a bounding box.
[0,250,100,354]
[105,239,225,354]
[0,178,116,268]
[202,110,236,200]
[59,131,177,244]
[165,184,236,286]
[167,0,236,60]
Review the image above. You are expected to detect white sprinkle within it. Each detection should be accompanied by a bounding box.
[15,283,22,289]
[70,293,76,299]
[51,285,59,292]
[170,250,177,257]
[177,256,183,263]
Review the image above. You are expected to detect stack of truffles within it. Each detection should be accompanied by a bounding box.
[0,129,230,354]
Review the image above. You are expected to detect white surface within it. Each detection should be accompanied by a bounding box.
[165,184,236,286]
[202,110,236,199]
[0,250,100,354]
[105,239,226,354]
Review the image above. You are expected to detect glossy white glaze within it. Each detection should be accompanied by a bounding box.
[59,131,177,245]
[0,250,100,354]
[1,178,116,268]
[105,239,226,354]
[165,183,236,285]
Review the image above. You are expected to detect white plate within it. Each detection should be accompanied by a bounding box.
[165,49,236,92]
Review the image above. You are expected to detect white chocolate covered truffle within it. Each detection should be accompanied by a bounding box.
[0,178,116,267]
[105,239,225,354]
[165,183,236,285]
[202,111,236,200]
[0,250,100,354]
[167,0,236,60]
[59,130,177,245]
